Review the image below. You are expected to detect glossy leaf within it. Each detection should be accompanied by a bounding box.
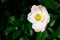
[20,14,26,22]
[29,30,33,36]
[49,19,56,27]
[49,14,57,27]
[38,0,57,9]
[27,23,32,30]
[12,30,21,39]
[56,25,60,38]
[8,16,16,26]
[3,26,15,35]
[48,28,56,39]
[36,31,47,40]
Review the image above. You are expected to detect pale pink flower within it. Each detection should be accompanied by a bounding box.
[27,5,50,32]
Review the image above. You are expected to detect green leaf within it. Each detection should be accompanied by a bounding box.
[36,31,47,40]
[49,14,57,27]
[46,32,52,39]
[12,30,21,39]
[38,0,57,9]
[48,28,56,39]
[49,19,56,27]
[29,30,34,36]
[27,23,32,30]
[21,24,25,31]
[50,14,57,19]
[56,25,60,38]
[3,26,15,35]
[23,36,29,40]
[20,14,26,21]
[8,16,16,26]
[9,16,15,22]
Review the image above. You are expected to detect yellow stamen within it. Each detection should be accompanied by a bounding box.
[35,14,41,21]
[34,13,45,22]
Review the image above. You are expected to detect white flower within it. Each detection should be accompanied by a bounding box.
[27,5,50,32]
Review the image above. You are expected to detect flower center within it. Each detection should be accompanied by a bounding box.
[34,13,45,22]
[35,14,41,21]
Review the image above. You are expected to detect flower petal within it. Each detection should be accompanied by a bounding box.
[32,23,47,32]
[31,5,42,13]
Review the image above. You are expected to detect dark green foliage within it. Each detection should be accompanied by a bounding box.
[0,0,60,40]
[36,31,47,40]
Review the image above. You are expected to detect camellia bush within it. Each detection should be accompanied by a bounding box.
[0,0,60,40]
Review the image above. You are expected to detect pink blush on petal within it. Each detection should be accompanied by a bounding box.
[37,5,43,12]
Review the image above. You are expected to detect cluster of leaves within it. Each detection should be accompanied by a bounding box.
[0,0,60,40]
